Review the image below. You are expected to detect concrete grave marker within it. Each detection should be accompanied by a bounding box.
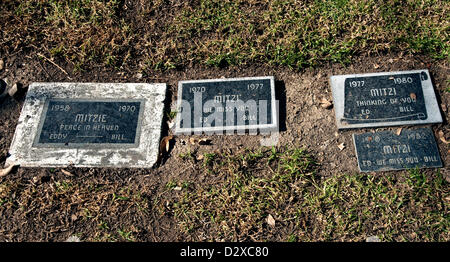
[330,70,442,129]
[175,76,278,134]
[353,127,442,172]
[6,82,166,168]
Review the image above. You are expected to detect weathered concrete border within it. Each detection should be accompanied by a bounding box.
[5,82,166,168]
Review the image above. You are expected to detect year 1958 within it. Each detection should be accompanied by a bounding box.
[50,104,71,112]
[118,105,136,112]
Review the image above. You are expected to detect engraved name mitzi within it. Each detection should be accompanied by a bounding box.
[330,70,442,129]
[353,127,442,172]
[331,69,443,172]
[175,76,278,134]
[6,82,166,168]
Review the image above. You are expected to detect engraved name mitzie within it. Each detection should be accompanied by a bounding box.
[34,99,143,147]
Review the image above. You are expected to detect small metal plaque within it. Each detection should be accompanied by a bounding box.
[175,76,278,134]
[331,70,442,129]
[353,127,442,172]
[34,99,144,147]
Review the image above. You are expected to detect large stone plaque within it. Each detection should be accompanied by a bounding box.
[175,76,278,134]
[331,70,442,129]
[353,127,442,172]
[6,82,166,168]
[34,99,143,146]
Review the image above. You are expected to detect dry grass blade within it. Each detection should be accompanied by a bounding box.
[160,135,174,153]
[37,53,72,79]
[61,169,73,176]
[0,163,18,177]
[320,98,333,109]
[189,137,211,145]
[438,131,449,144]
[267,214,276,227]
[189,138,197,145]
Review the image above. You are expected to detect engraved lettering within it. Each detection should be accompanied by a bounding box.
[111,134,126,140]
[190,86,206,93]
[349,81,364,87]
[370,88,397,97]
[424,156,438,162]
[406,157,419,164]
[49,133,68,140]
[376,159,386,166]
[383,145,393,154]
[356,99,387,106]
[399,106,414,112]
[214,94,242,103]
[362,160,372,166]
[361,109,370,115]
[74,114,107,123]
[388,158,404,165]
[248,83,263,90]
[393,77,413,84]
[383,144,411,154]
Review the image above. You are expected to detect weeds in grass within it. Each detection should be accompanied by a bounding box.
[166,180,178,190]
[0,174,153,241]
[0,150,447,241]
[117,229,134,242]
[179,150,194,160]
[2,0,133,71]
[172,147,449,241]
[1,0,448,71]
[203,153,217,167]
[167,111,177,121]
[98,220,110,231]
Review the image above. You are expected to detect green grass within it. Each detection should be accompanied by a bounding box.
[202,153,217,167]
[3,0,133,71]
[1,0,448,71]
[0,148,448,242]
[170,147,449,241]
[117,228,134,242]
[167,111,178,121]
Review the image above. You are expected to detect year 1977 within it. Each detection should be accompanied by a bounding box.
[188,83,264,93]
